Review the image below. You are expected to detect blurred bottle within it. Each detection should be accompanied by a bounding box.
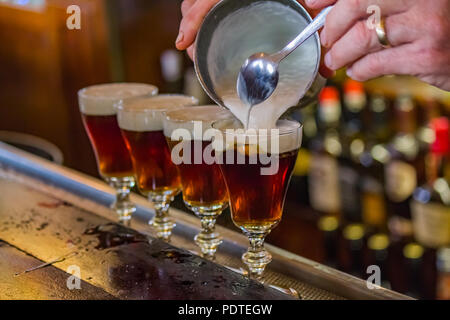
[403,242,425,299]
[342,79,367,124]
[385,95,424,243]
[339,80,367,223]
[326,68,348,89]
[436,247,450,300]
[160,49,184,93]
[417,98,441,149]
[289,102,317,206]
[183,67,211,105]
[411,118,450,249]
[360,94,392,234]
[309,87,342,218]
[366,94,393,145]
[341,223,366,278]
[318,215,339,268]
[366,233,391,289]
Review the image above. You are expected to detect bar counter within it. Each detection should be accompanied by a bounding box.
[0,142,411,300]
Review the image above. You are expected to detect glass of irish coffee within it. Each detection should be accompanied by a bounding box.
[213,119,302,279]
[163,105,233,258]
[78,83,158,223]
[117,94,198,241]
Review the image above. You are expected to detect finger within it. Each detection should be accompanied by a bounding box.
[319,63,336,78]
[321,0,410,48]
[181,0,196,17]
[319,47,335,78]
[324,13,416,70]
[346,43,418,81]
[187,45,195,61]
[176,0,220,50]
[304,0,336,10]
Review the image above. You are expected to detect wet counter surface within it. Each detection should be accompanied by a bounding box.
[0,178,293,300]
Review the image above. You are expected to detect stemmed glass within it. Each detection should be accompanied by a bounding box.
[212,119,302,279]
[117,94,198,241]
[163,105,233,258]
[78,83,158,223]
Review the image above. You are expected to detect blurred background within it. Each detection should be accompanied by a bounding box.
[0,0,205,176]
[0,0,449,300]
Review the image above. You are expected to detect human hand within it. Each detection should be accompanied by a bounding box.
[306,0,450,90]
[175,0,221,59]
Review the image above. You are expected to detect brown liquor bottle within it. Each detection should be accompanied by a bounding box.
[318,215,340,268]
[385,95,425,242]
[309,87,342,218]
[411,117,450,249]
[340,223,366,278]
[436,247,450,300]
[417,98,441,149]
[366,233,391,289]
[360,94,392,234]
[339,80,367,223]
[403,242,425,299]
[289,101,317,206]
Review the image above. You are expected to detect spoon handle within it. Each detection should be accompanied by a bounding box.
[272,5,333,62]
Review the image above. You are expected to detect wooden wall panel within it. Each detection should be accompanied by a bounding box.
[116,0,185,90]
[0,0,186,176]
[0,1,113,176]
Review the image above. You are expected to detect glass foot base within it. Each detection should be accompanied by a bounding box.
[110,202,135,223]
[194,231,222,260]
[149,216,176,241]
[242,247,272,280]
[240,222,277,281]
[187,202,227,260]
[149,199,176,242]
[107,176,136,223]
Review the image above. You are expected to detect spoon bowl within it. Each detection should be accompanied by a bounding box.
[236,6,332,106]
[237,52,279,106]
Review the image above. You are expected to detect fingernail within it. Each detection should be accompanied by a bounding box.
[346,68,353,78]
[324,53,332,69]
[176,31,184,45]
[305,0,316,6]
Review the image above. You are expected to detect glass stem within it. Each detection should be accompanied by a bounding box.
[195,213,223,260]
[242,231,272,281]
[150,200,176,242]
[109,177,136,224]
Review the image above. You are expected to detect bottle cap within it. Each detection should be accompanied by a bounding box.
[403,243,424,260]
[318,216,339,232]
[344,79,364,94]
[368,234,390,251]
[343,224,365,241]
[431,117,449,154]
[319,86,339,103]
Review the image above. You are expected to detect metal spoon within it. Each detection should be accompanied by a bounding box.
[237,5,333,106]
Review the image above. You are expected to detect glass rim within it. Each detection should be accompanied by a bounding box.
[78,83,158,101]
[164,105,233,124]
[212,119,302,137]
[116,94,199,114]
